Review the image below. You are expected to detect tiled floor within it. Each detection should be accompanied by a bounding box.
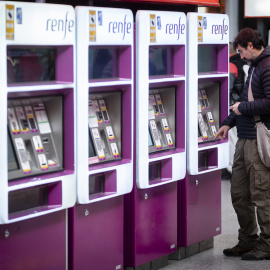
[161,180,270,270]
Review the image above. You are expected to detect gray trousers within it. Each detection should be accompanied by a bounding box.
[231,138,270,252]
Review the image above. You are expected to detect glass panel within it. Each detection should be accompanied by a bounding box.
[148,128,154,147]
[89,130,97,158]
[198,45,218,73]
[149,46,173,76]
[7,47,56,83]
[89,47,119,80]
[8,131,19,172]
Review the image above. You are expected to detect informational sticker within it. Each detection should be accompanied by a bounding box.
[150,14,156,43]
[149,95,158,119]
[198,16,203,42]
[91,128,105,160]
[111,143,119,158]
[15,107,29,134]
[162,118,170,132]
[38,154,48,171]
[34,103,52,134]
[88,156,99,165]
[16,7,22,24]
[25,106,38,132]
[149,120,162,150]
[98,11,102,26]
[211,126,217,137]
[89,10,96,42]
[14,138,31,174]
[207,111,214,124]
[157,16,162,30]
[106,126,115,141]
[155,94,165,116]
[166,133,174,148]
[33,136,43,152]
[99,100,110,123]
[8,108,20,135]
[88,100,100,128]
[198,90,205,111]
[6,4,14,40]
[198,113,208,140]
[48,159,57,167]
[200,90,210,109]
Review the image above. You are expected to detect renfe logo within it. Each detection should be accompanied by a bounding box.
[108,14,132,40]
[46,11,74,39]
[212,19,228,40]
[166,17,185,41]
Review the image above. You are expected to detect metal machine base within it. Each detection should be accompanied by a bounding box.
[125,255,169,270]
[169,238,214,260]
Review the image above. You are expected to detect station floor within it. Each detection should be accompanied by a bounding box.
[161,179,270,270]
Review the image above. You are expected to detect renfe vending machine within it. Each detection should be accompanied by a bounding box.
[0,2,76,270]
[70,6,133,270]
[124,11,186,269]
[176,12,229,257]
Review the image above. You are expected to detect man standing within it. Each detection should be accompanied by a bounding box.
[215,28,270,260]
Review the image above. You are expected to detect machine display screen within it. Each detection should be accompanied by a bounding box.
[149,46,173,77]
[7,47,56,84]
[89,47,119,80]
[8,131,19,172]
[198,45,218,73]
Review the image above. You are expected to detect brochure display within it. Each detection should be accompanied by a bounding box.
[0,2,76,269]
[124,10,186,268]
[70,6,133,270]
[178,12,229,251]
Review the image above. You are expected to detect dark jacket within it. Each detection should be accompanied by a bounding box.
[222,45,270,139]
[229,53,247,106]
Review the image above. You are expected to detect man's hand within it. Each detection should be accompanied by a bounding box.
[214,125,230,140]
[230,102,242,115]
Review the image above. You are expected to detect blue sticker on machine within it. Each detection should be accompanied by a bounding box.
[16,7,22,24]
[98,11,102,26]
[157,16,161,30]
[203,17,207,29]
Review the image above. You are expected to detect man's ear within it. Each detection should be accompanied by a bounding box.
[248,42,254,50]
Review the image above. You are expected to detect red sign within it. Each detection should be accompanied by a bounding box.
[111,0,220,6]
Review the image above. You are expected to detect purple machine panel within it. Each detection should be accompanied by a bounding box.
[124,183,177,267]
[178,170,221,247]
[0,210,66,270]
[68,196,124,270]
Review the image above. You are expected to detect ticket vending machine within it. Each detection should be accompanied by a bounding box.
[124,11,186,269]
[176,13,229,257]
[70,6,133,270]
[0,2,76,269]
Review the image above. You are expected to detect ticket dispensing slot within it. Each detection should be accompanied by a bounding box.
[8,181,62,220]
[198,148,218,172]
[88,92,122,165]
[88,170,117,199]
[8,96,63,181]
[149,158,172,185]
[198,82,220,143]
[148,87,176,154]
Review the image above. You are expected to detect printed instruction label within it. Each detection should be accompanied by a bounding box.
[25,106,38,132]
[89,10,96,42]
[8,108,20,135]
[88,100,99,128]
[198,113,208,140]
[34,104,52,134]
[99,100,110,123]
[201,90,210,109]
[38,154,48,171]
[106,126,115,141]
[150,14,156,43]
[155,94,165,116]
[15,138,31,174]
[162,118,170,132]
[6,5,14,40]
[92,128,105,160]
[198,16,203,42]
[166,133,174,147]
[149,95,157,119]
[16,107,29,133]
[111,143,119,158]
[149,120,162,149]
[33,136,43,152]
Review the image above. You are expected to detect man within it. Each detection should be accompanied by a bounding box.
[215,28,270,260]
[222,43,249,180]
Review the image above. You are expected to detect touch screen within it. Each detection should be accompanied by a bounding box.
[89,47,119,80]
[7,47,56,83]
[149,46,173,77]
[198,45,218,73]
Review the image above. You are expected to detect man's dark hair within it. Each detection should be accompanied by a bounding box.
[233,28,265,50]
